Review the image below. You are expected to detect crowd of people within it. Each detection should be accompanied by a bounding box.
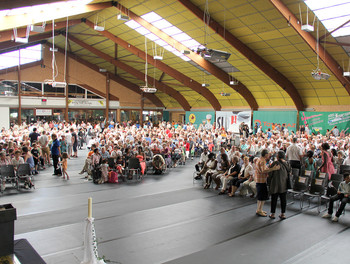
[0,119,349,221]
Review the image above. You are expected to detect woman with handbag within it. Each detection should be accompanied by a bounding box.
[268,150,291,220]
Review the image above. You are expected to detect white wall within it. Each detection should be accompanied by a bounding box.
[0,106,9,129]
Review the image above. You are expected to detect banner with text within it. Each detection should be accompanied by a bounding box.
[216,111,251,133]
[253,111,297,132]
[185,111,215,129]
[300,111,350,135]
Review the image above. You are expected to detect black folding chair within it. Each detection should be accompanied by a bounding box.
[1,165,18,191]
[319,174,343,212]
[127,158,141,182]
[303,176,327,213]
[288,175,310,209]
[17,163,35,190]
[339,165,350,175]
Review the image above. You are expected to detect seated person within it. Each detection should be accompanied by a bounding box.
[203,153,218,189]
[153,154,165,175]
[322,173,350,222]
[195,147,209,180]
[218,156,241,195]
[228,156,254,197]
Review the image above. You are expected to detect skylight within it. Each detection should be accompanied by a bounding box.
[304,0,350,37]
[124,11,203,62]
[0,44,42,70]
[0,0,93,17]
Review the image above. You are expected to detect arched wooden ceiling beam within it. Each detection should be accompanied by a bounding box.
[0,19,81,43]
[111,4,257,110]
[53,45,165,108]
[270,0,350,96]
[178,0,304,111]
[84,20,221,111]
[0,2,113,31]
[67,34,191,111]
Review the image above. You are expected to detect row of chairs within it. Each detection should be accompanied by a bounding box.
[288,169,346,213]
[0,164,35,193]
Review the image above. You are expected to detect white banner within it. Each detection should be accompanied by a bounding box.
[36,108,52,116]
[216,111,251,133]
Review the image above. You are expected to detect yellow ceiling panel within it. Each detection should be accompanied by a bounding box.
[232,27,255,37]
[239,13,266,26]
[319,97,339,105]
[316,89,336,97]
[304,97,321,105]
[338,97,350,105]
[278,27,297,37]
[312,82,334,89]
[256,98,272,106]
[334,89,350,97]
[238,34,263,44]
[299,89,317,97]
[269,98,288,105]
[258,30,284,40]
[265,38,290,47]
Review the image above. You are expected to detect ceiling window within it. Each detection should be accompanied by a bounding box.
[304,0,350,37]
[0,44,42,70]
[124,11,206,62]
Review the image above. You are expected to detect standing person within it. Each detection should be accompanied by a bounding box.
[286,137,302,175]
[268,151,291,220]
[318,142,335,180]
[322,173,350,222]
[78,128,85,150]
[65,130,72,158]
[255,149,280,217]
[60,152,69,180]
[71,128,78,158]
[50,134,61,176]
[28,127,40,146]
[38,131,50,166]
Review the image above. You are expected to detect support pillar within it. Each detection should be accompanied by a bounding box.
[17,50,21,125]
[105,73,110,124]
[140,92,144,125]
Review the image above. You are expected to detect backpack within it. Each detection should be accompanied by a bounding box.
[108,171,118,183]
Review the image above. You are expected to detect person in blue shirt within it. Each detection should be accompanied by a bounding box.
[51,133,61,176]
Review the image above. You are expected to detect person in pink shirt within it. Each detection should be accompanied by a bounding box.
[318,142,335,180]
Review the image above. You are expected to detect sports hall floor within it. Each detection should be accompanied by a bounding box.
[1,149,349,264]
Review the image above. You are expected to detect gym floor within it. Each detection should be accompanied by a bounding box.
[1,150,349,264]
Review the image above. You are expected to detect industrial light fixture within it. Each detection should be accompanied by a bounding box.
[50,47,58,52]
[140,36,157,93]
[94,25,105,31]
[230,80,239,85]
[14,26,30,43]
[202,83,210,87]
[140,86,157,93]
[94,15,105,31]
[99,68,107,72]
[153,55,163,60]
[51,81,67,88]
[197,48,231,62]
[299,4,315,32]
[117,14,129,21]
[343,72,350,77]
[220,92,231,96]
[311,69,330,80]
[181,50,191,55]
[31,22,46,33]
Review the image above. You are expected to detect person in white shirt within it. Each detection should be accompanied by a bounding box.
[286,137,302,175]
[65,130,72,158]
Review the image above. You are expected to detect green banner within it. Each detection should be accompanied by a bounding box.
[300,111,350,135]
[185,111,215,129]
[253,111,297,132]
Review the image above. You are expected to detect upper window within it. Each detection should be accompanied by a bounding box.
[0,44,42,70]
[304,0,350,37]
